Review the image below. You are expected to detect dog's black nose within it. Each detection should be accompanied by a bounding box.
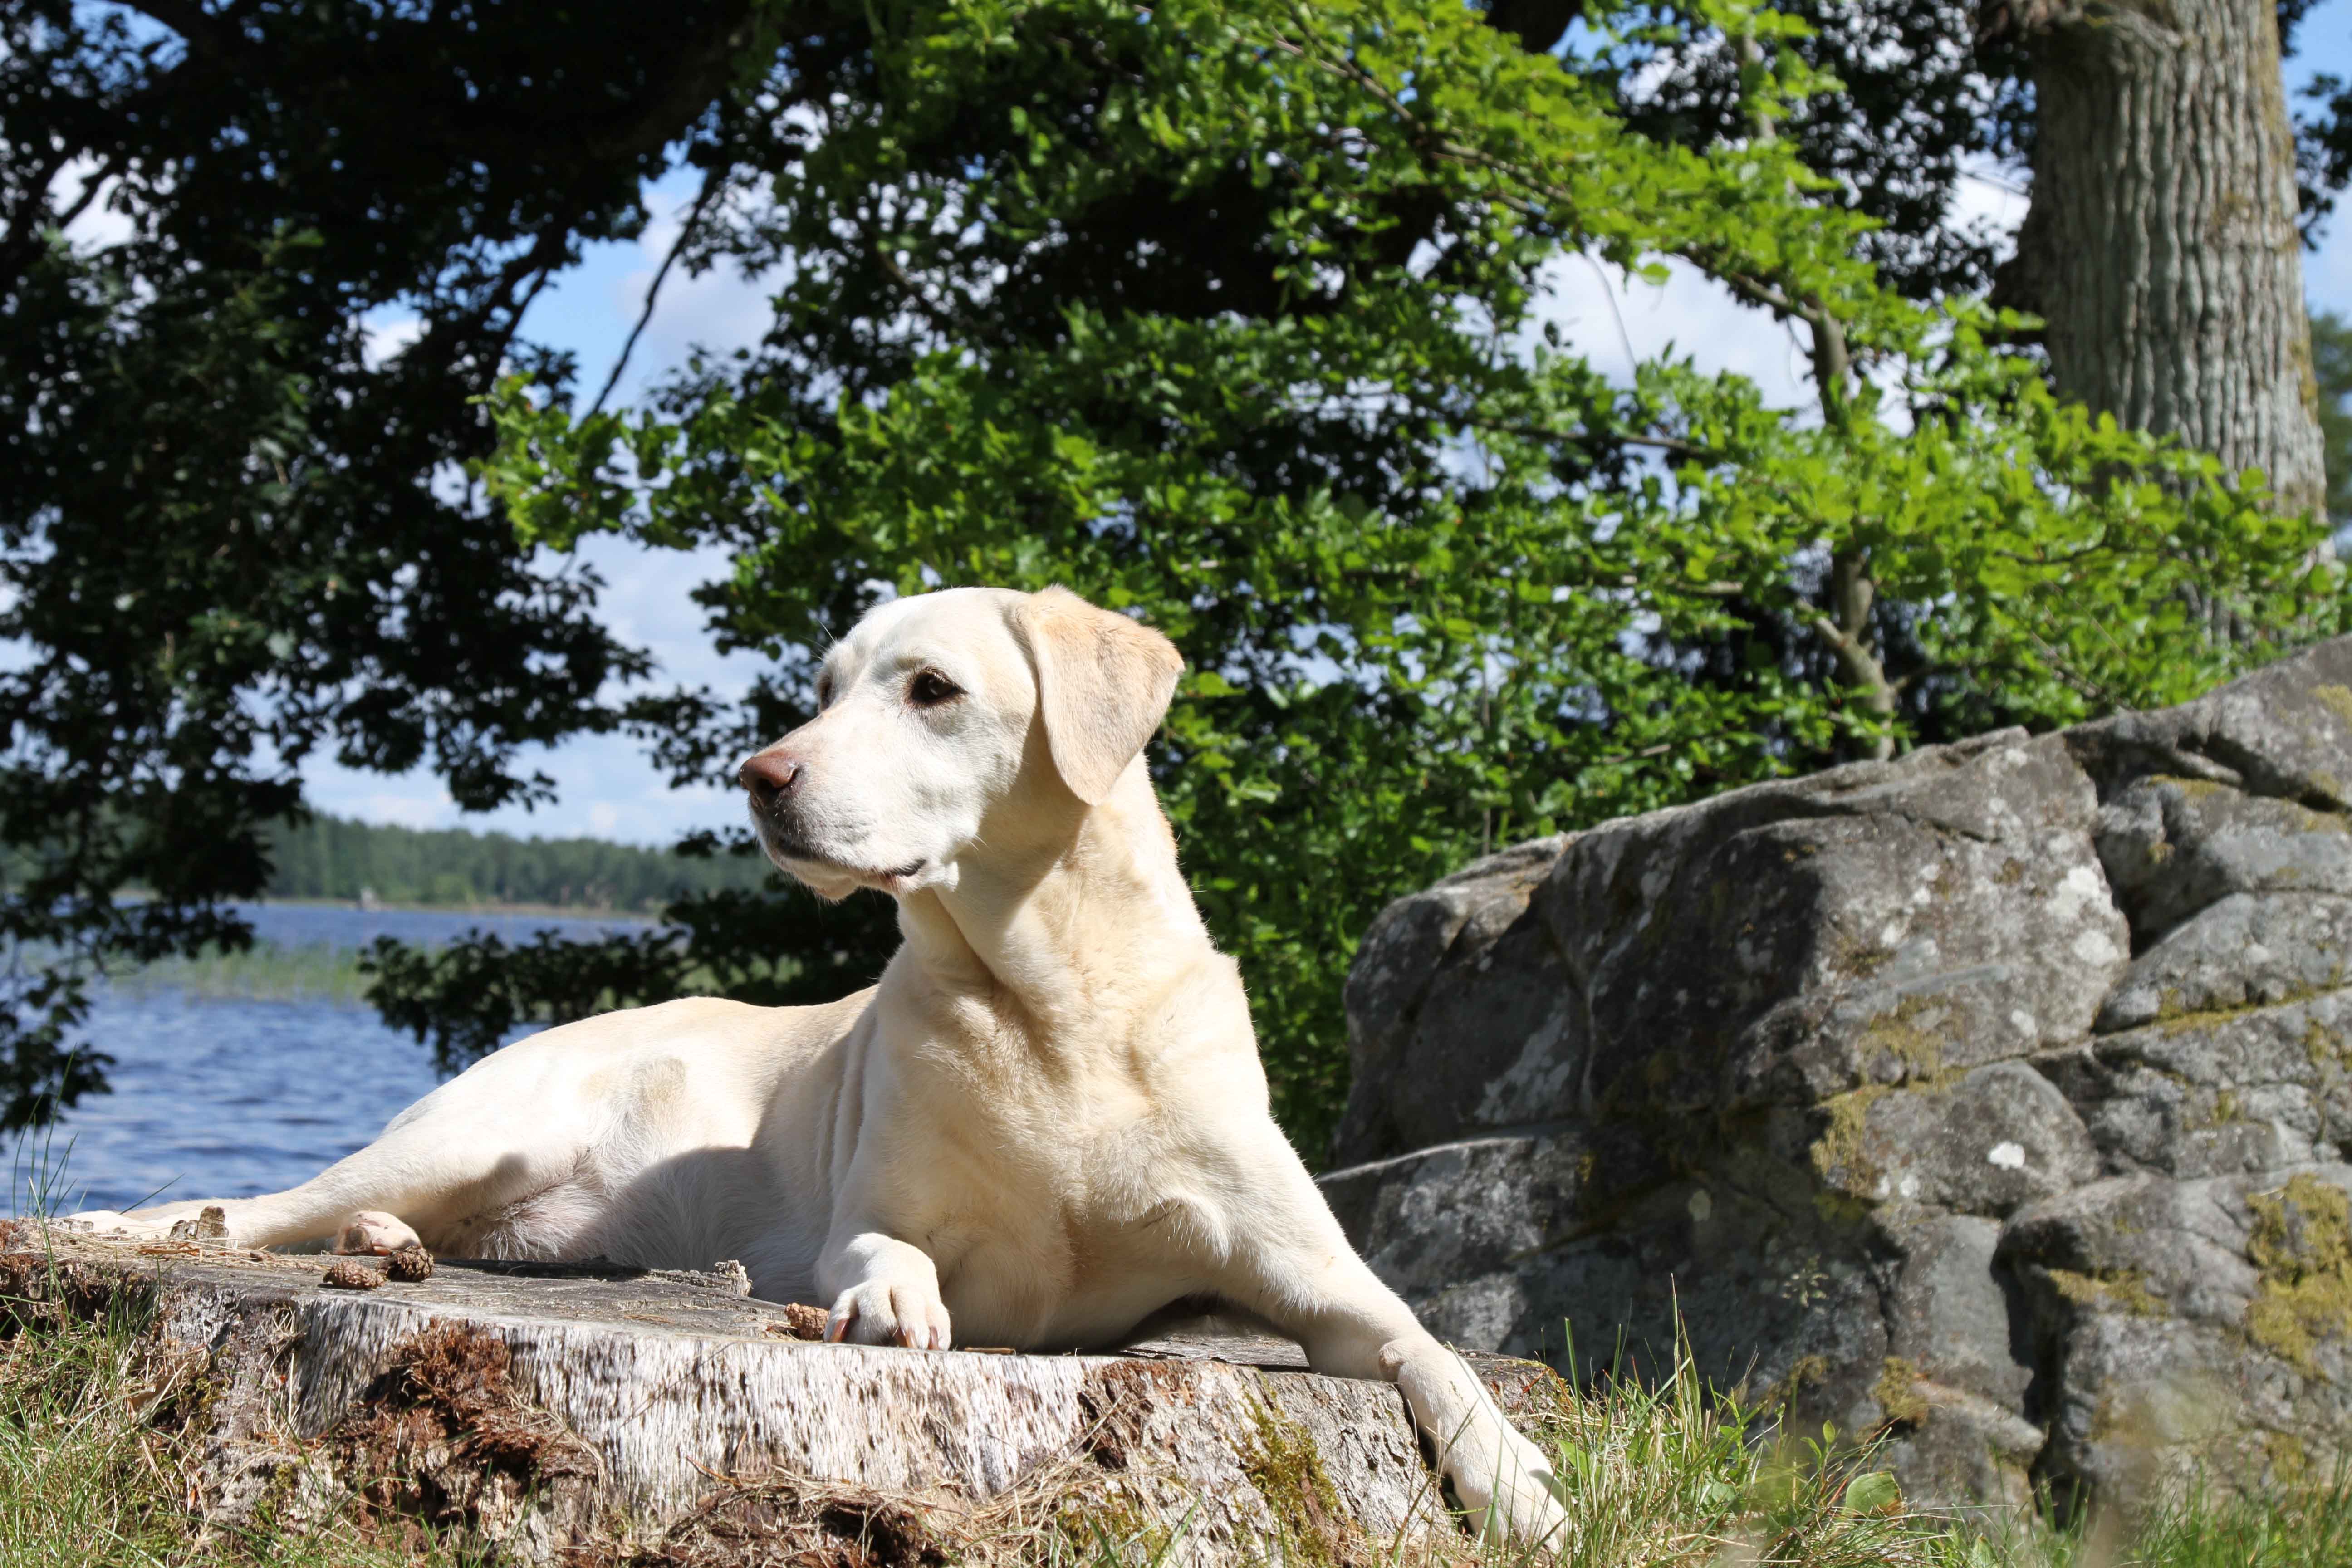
[740,753,804,811]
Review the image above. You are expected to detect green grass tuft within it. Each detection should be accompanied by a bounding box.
[0,1298,478,1567]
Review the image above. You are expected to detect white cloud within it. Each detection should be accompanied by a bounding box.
[303,729,749,848]
[299,533,768,846]
[350,789,455,831]
[1536,252,1817,407]
[1950,164,2029,261]
[1529,154,2036,415]
[567,531,769,701]
[361,312,425,370]
[55,156,136,251]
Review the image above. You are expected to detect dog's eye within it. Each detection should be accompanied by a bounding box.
[814,675,834,710]
[908,670,962,708]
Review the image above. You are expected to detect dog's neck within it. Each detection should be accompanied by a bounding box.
[893,763,1212,1036]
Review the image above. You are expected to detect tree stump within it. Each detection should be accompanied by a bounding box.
[0,1221,1557,1564]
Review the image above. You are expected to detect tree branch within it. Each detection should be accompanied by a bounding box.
[1482,0,1583,54]
[1811,547,1896,760]
[116,0,248,54]
[591,173,722,417]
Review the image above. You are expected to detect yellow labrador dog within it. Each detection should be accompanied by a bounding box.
[71,585,1566,1543]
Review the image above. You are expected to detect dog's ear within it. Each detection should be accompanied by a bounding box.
[1016,587,1185,804]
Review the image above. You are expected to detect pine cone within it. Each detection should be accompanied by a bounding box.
[320,1259,383,1290]
[777,1303,830,1341]
[386,1244,435,1282]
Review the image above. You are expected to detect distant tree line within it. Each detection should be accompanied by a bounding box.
[261,816,770,913]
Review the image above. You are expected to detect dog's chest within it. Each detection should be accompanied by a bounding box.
[883,995,1225,1346]
[917,1128,1209,1348]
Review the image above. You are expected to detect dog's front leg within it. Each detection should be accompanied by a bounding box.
[1215,1148,1568,1548]
[817,1227,953,1349]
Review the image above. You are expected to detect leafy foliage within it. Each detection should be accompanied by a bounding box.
[0,0,778,1127]
[362,889,898,1074]
[1588,0,2342,302]
[442,0,2338,1156]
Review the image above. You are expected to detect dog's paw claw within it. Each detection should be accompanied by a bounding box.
[828,1280,952,1350]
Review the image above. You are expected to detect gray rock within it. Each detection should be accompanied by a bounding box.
[1320,1131,2028,1509]
[2046,989,2352,1178]
[2096,892,2352,1032]
[1883,1216,2028,1408]
[2094,775,2352,941]
[2062,635,2352,810]
[2000,1165,2352,1505]
[1328,633,2352,1516]
[1536,729,2125,1122]
[1319,1126,1589,1319]
[1814,1062,2100,1216]
[1882,1382,2044,1512]
[1337,838,1569,1163]
[1333,731,2132,1167]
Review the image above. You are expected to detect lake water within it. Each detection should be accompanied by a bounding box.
[8,902,654,1215]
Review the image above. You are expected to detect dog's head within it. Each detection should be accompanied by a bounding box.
[738,586,1184,899]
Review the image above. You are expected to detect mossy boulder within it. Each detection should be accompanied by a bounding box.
[1321,634,2352,1516]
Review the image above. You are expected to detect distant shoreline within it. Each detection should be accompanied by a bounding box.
[246,897,660,923]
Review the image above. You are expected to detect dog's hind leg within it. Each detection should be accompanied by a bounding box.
[69,1110,563,1254]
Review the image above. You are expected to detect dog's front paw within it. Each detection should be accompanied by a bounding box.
[827,1276,953,1350]
[335,1211,422,1256]
[1450,1421,1568,1548]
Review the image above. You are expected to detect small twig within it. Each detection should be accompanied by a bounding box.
[1578,250,1641,379]
[1462,414,1722,464]
[590,173,722,417]
[49,156,121,239]
[2013,621,2120,707]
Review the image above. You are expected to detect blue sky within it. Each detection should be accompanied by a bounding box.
[301,8,2352,846]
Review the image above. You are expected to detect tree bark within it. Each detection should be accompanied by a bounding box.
[2000,0,2324,517]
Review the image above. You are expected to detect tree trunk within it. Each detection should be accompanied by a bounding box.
[2002,0,2324,517]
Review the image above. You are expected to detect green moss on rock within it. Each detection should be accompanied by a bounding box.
[2313,685,2352,730]
[1860,995,1948,1081]
[1809,1085,1893,1198]
[2304,1016,2350,1071]
[2048,1266,2168,1318]
[1871,1358,1927,1427]
[2245,1174,2352,1373]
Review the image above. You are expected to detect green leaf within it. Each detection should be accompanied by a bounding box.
[1842,1471,1902,1516]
